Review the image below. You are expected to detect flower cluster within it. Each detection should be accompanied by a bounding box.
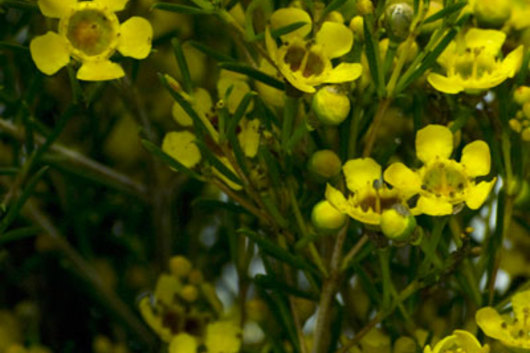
[510,86,530,141]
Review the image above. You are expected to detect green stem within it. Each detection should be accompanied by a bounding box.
[363,98,392,157]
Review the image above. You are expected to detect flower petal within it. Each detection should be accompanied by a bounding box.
[325,62,362,84]
[30,32,70,75]
[460,140,491,177]
[117,17,153,59]
[452,330,489,353]
[465,178,496,210]
[502,45,524,78]
[270,8,312,42]
[416,124,454,164]
[315,22,353,58]
[325,184,349,214]
[238,118,260,158]
[342,158,381,192]
[476,307,512,342]
[93,0,129,12]
[76,60,125,81]
[427,73,464,94]
[511,289,530,321]
[417,195,453,216]
[383,162,422,196]
[37,0,76,18]
[169,334,197,353]
[464,28,506,54]
[162,131,202,168]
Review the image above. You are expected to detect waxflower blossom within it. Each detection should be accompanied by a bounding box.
[326,158,415,226]
[423,330,489,353]
[265,8,362,93]
[30,0,153,81]
[427,28,523,94]
[384,125,496,216]
[476,289,530,350]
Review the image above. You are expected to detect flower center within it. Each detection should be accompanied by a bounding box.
[450,48,496,80]
[422,162,467,199]
[282,43,326,77]
[357,187,401,214]
[66,9,115,56]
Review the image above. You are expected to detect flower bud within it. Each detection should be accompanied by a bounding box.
[514,86,530,105]
[356,0,374,15]
[311,200,347,232]
[474,0,511,27]
[380,205,416,241]
[312,86,351,126]
[308,150,342,179]
[384,3,414,42]
[169,255,193,278]
[349,16,364,40]
[180,284,199,302]
[420,1,443,33]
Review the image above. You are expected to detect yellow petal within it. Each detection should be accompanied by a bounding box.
[138,297,172,342]
[325,184,349,214]
[511,289,530,321]
[325,63,363,83]
[502,45,524,78]
[452,330,489,353]
[94,0,129,12]
[416,124,454,164]
[417,196,453,216]
[265,27,278,60]
[205,321,241,353]
[460,140,491,177]
[117,17,153,59]
[383,162,422,196]
[217,76,252,114]
[154,274,181,306]
[76,60,125,81]
[465,178,496,210]
[464,28,505,54]
[315,22,353,58]
[169,334,197,353]
[37,0,76,18]
[172,88,212,127]
[476,307,513,342]
[427,73,464,94]
[238,118,260,158]
[30,32,70,75]
[162,131,202,168]
[270,8,312,42]
[342,158,381,192]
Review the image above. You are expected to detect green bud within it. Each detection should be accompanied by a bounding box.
[474,0,511,27]
[308,149,342,180]
[311,200,347,232]
[385,3,414,42]
[380,204,416,241]
[312,86,350,126]
[514,86,530,105]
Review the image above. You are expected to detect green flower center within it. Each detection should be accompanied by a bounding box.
[450,48,497,80]
[422,162,467,199]
[66,9,115,56]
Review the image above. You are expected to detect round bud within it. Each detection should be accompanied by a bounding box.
[311,200,347,232]
[380,205,416,241]
[356,0,374,15]
[349,16,364,40]
[385,3,414,42]
[308,150,342,179]
[180,284,199,302]
[474,0,511,27]
[514,86,530,105]
[312,86,351,126]
[169,255,193,278]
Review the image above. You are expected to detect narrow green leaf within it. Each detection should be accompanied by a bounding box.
[363,16,384,97]
[422,1,467,24]
[0,226,40,245]
[258,146,282,188]
[319,0,348,21]
[0,167,19,175]
[195,140,243,186]
[189,40,236,62]
[0,166,49,235]
[219,62,285,90]
[1,0,38,11]
[227,92,255,137]
[516,48,530,86]
[0,41,29,52]
[171,38,193,94]
[192,198,250,214]
[141,139,202,180]
[238,228,317,275]
[254,274,318,300]
[151,2,212,15]
[251,22,308,41]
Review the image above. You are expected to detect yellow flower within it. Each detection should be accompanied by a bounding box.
[326,158,413,226]
[30,0,152,81]
[169,333,197,353]
[265,8,362,93]
[162,131,202,169]
[204,321,241,353]
[423,330,489,353]
[384,125,496,216]
[476,290,530,350]
[427,28,523,94]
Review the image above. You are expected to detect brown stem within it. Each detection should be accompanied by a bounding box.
[362,98,392,157]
